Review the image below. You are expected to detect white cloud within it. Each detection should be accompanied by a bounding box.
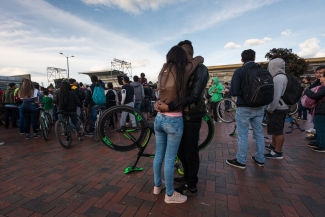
[132,59,151,68]
[281,29,292,36]
[322,34,325,36]
[81,0,185,14]
[298,37,322,57]
[224,42,241,49]
[94,8,101,12]
[244,37,272,46]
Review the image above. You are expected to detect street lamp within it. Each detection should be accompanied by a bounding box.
[59,53,74,78]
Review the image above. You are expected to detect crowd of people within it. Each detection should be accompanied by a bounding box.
[1,40,325,205]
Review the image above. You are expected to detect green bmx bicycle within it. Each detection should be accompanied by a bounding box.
[97,105,215,174]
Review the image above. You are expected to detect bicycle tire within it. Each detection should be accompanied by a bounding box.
[198,114,215,151]
[77,115,85,135]
[84,117,90,133]
[98,105,147,152]
[288,103,298,116]
[55,120,72,149]
[94,127,100,142]
[40,118,49,141]
[44,113,52,133]
[217,98,237,123]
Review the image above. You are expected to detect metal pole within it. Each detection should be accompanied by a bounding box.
[67,56,69,78]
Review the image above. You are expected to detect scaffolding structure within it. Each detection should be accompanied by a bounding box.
[47,67,67,86]
[111,58,132,85]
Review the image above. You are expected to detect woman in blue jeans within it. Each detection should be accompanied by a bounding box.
[153,45,203,204]
[18,79,41,139]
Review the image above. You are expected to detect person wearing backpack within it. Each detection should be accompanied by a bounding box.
[119,76,137,128]
[2,83,19,129]
[84,75,106,136]
[264,58,289,160]
[105,82,118,131]
[69,79,86,121]
[226,49,268,169]
[208,77,224,123]
[130,75,144,112]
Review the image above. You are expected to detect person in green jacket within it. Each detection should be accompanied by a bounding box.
[209,77,224,123]
[42,90,53,120]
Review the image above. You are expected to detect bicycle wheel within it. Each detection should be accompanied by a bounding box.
[288,103,298,116]
[84,117,90,133]
[217,98,237,123]
[44,113,52,133]
[94,125,100,142]
[55,120,72,149]
[198,114,215,151]
[98,105,148,152]
[77,115,85,135]
[40,118,49,141]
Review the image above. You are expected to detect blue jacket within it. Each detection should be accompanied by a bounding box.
[230,61,255,107]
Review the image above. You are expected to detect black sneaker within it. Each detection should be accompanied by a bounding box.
[301,118,307,121]
[251,156,264,167]
[265,150,283,159]
[175,184,197,196]
[226,159,246,169]
[86,133,93,137]
[34,133,41,138]
[265,144,275,151]
[307,142,318,148]
[25,134,31,139]
[312,147,325,152]
[174,177,186,184]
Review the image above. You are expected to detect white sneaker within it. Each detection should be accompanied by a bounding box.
[0,142,4,146]
[218,120,222,123]
[306,128,316,134]
[164,191,187,204]
[153,181,165,195]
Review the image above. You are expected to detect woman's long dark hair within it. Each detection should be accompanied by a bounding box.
[59,82,71,109]
[164,45,188,107]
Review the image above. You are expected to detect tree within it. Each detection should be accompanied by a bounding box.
[265,48,309,77]
[148,81,153,85]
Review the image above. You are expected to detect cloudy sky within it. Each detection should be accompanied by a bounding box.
[1,0,325,86]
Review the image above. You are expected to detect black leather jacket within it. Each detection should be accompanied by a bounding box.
[168,64,209,114]
[305,86,325,115]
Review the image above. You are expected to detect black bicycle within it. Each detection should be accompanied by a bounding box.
[97,105,215,174]
[55,111,83,149]
[38,107,52,141]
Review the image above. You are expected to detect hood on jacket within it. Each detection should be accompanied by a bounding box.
[212,77,219,85]
[268,58,285,77]
[130,82,142,87]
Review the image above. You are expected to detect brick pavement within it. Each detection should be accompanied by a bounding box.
[0,117,325,217]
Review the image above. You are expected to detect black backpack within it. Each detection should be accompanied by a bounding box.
[275,73,304,105]
[241,63,274,107]
[76,88,86,103]
[106,89,115,101]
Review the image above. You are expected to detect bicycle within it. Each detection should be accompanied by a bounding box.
[84,106,107,142]
[38,107,52,141]
[97,105,215,174]
[55,111,83,149]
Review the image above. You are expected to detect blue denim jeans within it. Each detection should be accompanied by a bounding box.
[18,105,25,133]
[88,105,99,134]
[314,115,325,148]
[21,101,39,134]
[134,102,141,111]
[153,113,184,196]
[236,107,265,164]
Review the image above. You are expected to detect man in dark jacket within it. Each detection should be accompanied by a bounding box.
[130,75,144,111]
[226,49,265,169]
[155,40,209,195]
[3,83,18,129]
[84,75,103,136]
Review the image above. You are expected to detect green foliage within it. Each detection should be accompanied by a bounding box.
[265,48,309,77]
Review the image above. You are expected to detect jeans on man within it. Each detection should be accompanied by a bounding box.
[119,102,136,127]
[153,113,184,196]
[177,117,201,187]
[77,106,84,121]
[134,102,141,112]
[4,106,18,128]
[21,101,39,134]
[88,105,99,134]
[235,106,265,164]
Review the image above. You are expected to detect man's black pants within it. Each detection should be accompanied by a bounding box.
[177,117,202,188]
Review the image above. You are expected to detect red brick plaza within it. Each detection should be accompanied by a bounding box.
[1,119,325,217]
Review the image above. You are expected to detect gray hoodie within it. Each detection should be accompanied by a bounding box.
[267,58,289,112]
[130,81,144,103]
